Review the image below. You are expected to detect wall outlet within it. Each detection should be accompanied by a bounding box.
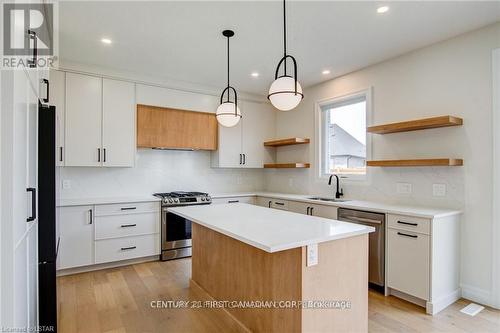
[433,183,446,197]
[307,244,318,266]
[397,182,412,195]
[62,179,71,189]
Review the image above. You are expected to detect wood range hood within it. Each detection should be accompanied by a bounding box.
[137,104,218,151]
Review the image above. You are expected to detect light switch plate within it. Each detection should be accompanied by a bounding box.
[307,244,318,266]
[397,182,412,194]
[62,179,71,189]
[433,183,446,197]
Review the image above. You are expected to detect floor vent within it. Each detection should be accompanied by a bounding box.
[460,303,485,316]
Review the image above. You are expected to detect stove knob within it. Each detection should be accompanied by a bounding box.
[201,197,205,201]
[174,198,179,203]
[206,196,211,202]
[168,198,173,203]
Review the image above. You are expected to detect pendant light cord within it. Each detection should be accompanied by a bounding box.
[227,35,230,97]
[283,0,287,75]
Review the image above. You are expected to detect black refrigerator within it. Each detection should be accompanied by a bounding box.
[38,102,57,332]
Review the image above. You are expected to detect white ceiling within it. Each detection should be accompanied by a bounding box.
[59,1,500,96]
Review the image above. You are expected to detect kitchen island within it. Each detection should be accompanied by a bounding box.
[169,203,374,333]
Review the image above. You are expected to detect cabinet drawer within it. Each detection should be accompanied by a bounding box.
[95,212,159,240]
[95,234,160,264]
[211,196,255,205]
[94,201,159,216]
[388,214,430,235]
[387,228,430,300]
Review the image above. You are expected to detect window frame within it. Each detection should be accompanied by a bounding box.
[314,88,373,182]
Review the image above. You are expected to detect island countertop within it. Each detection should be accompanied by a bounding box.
[168,203,374,253]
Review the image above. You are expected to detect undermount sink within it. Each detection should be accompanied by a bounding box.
[308,197,349,202]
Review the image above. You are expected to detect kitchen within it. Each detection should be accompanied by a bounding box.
[1,1,500,332]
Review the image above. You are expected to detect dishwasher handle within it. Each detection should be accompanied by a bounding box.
[339,215,382,225]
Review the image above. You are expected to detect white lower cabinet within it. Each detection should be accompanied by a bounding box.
[58,205,94,269]
[288,201,338,219]
[211,196,256,205]
[386,213,460,314]
[57,201,160,271]
[256,197,288,210]
[95,234,160,264]
[387,228,430,300]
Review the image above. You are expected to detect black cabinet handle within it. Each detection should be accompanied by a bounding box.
[268,201,272,208]
[397,232,417,238]
[27,30,37,68]
[89,209,93,224]
[120,224,137,228]
[59,146,63,162]
[121,207,137,211]
[310,207,314,216]
[274,202,285,206]
[243,154,246,165]
[239,154,242,165]
[41,78,49,103]
[103,148,106,163]
[97,148,101,162]
[26,188,36,222]
[397,221,418,226]
[121,246,137,251]
[228,200,239,203]
[306,207,310,215]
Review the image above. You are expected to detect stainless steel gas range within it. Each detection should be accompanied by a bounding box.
[153,191,211,261]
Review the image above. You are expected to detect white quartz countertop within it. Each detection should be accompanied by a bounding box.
[168,203,374,253]
[212,192,462,219]
[57,195,161,207]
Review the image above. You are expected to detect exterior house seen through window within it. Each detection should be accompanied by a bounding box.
[321,95,367,177]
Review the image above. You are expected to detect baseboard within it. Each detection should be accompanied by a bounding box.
[387,288,426,308]
[427,288,461,315]
[460,283,493,308]
[56,255,159,276]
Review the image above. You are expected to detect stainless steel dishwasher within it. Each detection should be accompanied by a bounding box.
[337,208,385,290]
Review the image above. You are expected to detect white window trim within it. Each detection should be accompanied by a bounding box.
[492,48,500,309]
[314,87,373,183]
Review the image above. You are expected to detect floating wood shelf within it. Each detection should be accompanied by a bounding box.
[367,116,463,134]
[264,137,310,147]
[264,163,311,169]
[367,159,463,167]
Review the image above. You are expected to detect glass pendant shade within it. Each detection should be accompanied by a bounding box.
[216,102,241,127]
[268,76,303,111]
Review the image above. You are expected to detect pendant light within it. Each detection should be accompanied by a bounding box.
[216,30,241,127]
[268,0,303,111]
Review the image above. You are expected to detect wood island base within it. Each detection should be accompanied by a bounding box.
[190,223,369,333]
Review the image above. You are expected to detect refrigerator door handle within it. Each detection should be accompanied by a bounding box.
[27,187,36,222]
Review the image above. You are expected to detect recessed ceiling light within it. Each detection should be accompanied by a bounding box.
[101,38,112,44]
[322,70,331,75]
[377,6,389,14]
[251,72,259,77]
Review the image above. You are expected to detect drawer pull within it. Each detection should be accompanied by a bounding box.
[274,202,285,206]
[120,224,137,228]
[397,221,418,226]
[121,207,137,211]
[121,246,137,251]
[228,200,239,203]
[397,232,418,238]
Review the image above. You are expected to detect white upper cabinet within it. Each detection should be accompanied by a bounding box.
[136,84,218,111]
[63,73,135,167]
[241,101,275,168]
[102,79,135,167]
[65,73,102,167]
[212,100,275,168]
[50,70,65,166]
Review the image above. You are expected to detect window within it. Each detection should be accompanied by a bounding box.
[320,93,368,178]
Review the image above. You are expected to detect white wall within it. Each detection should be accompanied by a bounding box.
[266,22,500,306]
[59,149,265,198]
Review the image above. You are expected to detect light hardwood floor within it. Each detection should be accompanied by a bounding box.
[57,259,500,333]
